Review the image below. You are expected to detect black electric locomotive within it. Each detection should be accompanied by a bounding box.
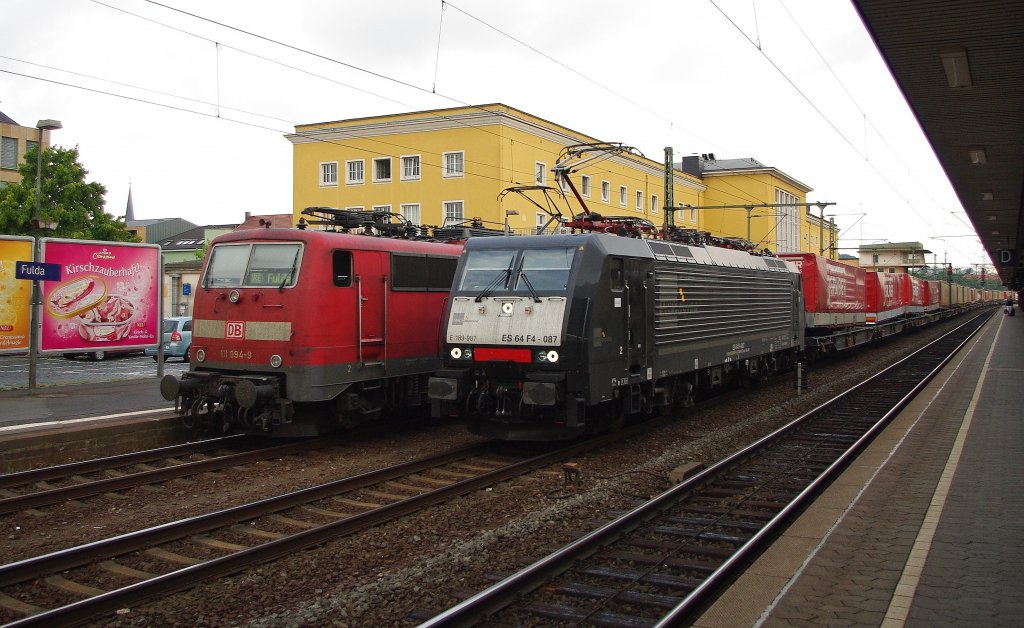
[428,233,805,440]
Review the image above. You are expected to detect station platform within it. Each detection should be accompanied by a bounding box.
[696,308,1024,627]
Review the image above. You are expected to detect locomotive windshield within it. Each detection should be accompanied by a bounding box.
[204,242,302,288]
[458,247,575,295]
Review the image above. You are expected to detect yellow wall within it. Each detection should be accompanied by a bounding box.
[697,167,836,257]
[289,104,704,234]
[1,122,54,185]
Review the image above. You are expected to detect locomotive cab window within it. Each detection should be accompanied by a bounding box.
[515,247,575,292]
[333,251,352,287]
[458,249,518,291]
[204,242,302,288]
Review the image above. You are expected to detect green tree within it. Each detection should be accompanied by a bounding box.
[0,145,137,242]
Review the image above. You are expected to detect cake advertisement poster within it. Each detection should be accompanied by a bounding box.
[39,239,161,353]
[0,236,35,354]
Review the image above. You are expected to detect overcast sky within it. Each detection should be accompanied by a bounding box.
[1,0,985,267]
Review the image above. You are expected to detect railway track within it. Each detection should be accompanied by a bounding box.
[0,436,337,517]
[0,426,654,627]
[417,310,991,627]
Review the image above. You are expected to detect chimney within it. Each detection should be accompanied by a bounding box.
[245,212,252,220]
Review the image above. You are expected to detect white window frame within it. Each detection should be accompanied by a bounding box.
[345,206,365,211]
[635,190,643,211]
[372,204,392,213]
[619,185,628,207]
[319,161,338,187]
[443,200,464,225]
[443,151,464,178]
[581,175,591,198]
[372,157,392,183]
[401,155,421,181]
[690,207,697,223]
[650,194,659,216]
[559,176,569,193]
[601,180,610,202]
[535,162,546,186]
[400,203,421,225]
[345,159,365,185]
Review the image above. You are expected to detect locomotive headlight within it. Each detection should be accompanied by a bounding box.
[539,350,559,363]
[450,347,462,360]
[228,290,241,303]
[196,349,206,363]
[270,354,283,368]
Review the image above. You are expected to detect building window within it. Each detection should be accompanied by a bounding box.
[581,175,591,197]
[401,155,420,181]
[320,162,338,187]
[443,200,464,225]
[601,180,610,202]
[873,254,880,264]
[536,212,547,234]
[373,157,392,183]
[443,151,464,178]
[535,162,546,185]
[346,160,364,185]
[1,137,18,170]
[372,204,391,214]
[690,207,697,223]
[651,194,659,216]
[559,176,569,193]
[619,185,628,207]
[635,190,643,210]
[26,140,37,156]
[774,187,800,253]
[400,203,421,225]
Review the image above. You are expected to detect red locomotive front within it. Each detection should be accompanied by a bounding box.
[161,227,462,436]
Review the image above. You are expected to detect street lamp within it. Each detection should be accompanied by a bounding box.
[28,118,61,394]
[505,209,519,235]
[33,119,62,231]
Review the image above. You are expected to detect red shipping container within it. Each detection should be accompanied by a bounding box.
[925,280,941,311]
[779,253,866,327]
[865,272,907,324]
[906,275,929,311]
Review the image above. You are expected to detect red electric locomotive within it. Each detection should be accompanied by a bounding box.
[160,208,499,436]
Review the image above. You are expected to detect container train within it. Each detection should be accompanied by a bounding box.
[159,205,1005,440]
[159,208,502,437]
[427,238,1000,440]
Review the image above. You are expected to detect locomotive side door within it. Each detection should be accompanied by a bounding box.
[623,258,648,376]
[354,250,388,366]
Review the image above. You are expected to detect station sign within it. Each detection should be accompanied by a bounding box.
[15,261,61,282]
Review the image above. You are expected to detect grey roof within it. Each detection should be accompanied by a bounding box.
[157,224,238,251]
[0,110,19,125]
[701,157,769,172]
[127,218,199,244]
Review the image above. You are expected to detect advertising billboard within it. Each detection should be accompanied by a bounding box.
[0,236,35,354]
[39,239,161,354]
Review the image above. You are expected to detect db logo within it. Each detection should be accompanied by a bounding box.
[226,321,245,339]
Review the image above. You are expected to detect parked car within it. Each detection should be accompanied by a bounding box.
[62,348,143,361]
[145,316,193,362]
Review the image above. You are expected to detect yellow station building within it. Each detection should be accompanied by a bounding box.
[287,103,838,257]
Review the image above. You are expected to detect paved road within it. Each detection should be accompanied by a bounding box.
[0,354,189,391]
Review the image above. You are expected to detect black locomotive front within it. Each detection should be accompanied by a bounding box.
[429,233,804,440]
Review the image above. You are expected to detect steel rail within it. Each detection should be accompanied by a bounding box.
[2,426,646,627]
[0,435,245,488]
[419,310,991,627]
[0,437,337,516]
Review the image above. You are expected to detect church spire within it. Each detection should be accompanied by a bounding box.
[125,184,135,222]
